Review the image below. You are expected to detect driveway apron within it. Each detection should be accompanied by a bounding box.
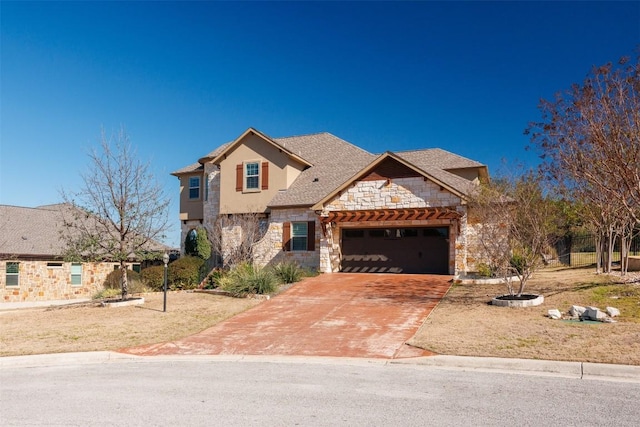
[121,273,452,359]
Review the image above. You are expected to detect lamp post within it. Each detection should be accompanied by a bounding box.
[162,252,169,312]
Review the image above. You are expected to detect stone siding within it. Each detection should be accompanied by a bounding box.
[321,178,469,275]
[0,260,116,303]
[253,208,320,271]
[325,177,461,211]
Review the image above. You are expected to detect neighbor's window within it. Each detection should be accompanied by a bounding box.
[189,176,200,199]
[245,162,259,190]
[71,263,82,286]
[291,222,308,251]
[132,264,141,274]
[6,262,19,287]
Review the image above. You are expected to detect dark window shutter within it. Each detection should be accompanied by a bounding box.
[235,164,243,192]
[307,221,315,251]
[261,162,269,190]
[283,222,291,251]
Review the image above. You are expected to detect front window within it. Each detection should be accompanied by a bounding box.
[291,222,308,251]
[71,263,82,286]
[6,262,19,287]
[245,162,259,190]
[189,176,200,199]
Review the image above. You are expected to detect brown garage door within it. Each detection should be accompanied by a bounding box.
[341,227,449,274]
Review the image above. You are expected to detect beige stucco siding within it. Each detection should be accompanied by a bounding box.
[217,133,305,214]
[177,174,204,221]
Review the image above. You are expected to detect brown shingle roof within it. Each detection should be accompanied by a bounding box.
[173,129,487,208]
[0,204,171,258]
[0,204,70,257]
[267,133,377,207]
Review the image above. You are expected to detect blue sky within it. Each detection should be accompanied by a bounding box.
[1,1,639,246]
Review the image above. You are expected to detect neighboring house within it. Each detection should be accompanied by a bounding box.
[0,204,167,303]
[172,127,489,275]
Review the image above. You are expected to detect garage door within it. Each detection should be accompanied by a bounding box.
[341,227,449,274]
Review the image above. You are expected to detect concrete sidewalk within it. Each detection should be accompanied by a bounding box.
[0,299,91,311]
[2,351,640,383]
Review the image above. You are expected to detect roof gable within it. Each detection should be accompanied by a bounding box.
[310,152,477,210]
[203,128,312,168]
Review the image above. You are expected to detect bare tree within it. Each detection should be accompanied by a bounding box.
[469,173,559,296]
[62,127,170,300]
[209,213,267,269]
[527,52,640,273]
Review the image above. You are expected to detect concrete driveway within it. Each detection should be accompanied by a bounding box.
[122,273,452,359]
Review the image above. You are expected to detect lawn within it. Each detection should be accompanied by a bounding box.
[409,267,640,365]
[1,267,639,365]
[0,292,261,357]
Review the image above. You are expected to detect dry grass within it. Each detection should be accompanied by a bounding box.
[2,268,640,365]
[409,267,640,365]
[0,291,261,357]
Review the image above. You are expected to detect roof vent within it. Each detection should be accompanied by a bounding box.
[313,178,319,182]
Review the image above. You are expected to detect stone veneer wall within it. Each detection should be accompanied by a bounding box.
[0,260,116,303]
[321,178,470,275]
[325,177,462,211]
[253,208,320,271]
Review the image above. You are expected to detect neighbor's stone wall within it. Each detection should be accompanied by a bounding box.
[0,260,116,303]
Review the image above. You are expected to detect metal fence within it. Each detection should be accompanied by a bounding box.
[554,233,640,267]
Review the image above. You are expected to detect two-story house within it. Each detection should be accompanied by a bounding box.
[172,127,489,275]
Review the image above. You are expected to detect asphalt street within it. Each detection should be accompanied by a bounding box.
[2,356,639,426]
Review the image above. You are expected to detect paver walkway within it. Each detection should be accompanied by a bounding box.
[121,273,452,359]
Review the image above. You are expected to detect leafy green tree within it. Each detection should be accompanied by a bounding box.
[185,227,211,260]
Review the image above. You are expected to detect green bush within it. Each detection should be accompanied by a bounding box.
[272,261,303,284]
[510,255,526,275]
[141,265,166,291]
[103,269,143,293]
[203,268,225,289]
[476,263,495,278]
[221,262,277,297]
[93,287,121,300]
[168,256,205,290]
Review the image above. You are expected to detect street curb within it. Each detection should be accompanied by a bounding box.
[0,351,139,368]
[2,352,640,382]
[392,355,640,382]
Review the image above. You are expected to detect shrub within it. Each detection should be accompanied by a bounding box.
[141,265,166,291]
[103,269,143,293]
[168,256,205,290]
[221,262,277,297]
[93,287,121,300]
[476,263,495,278]
[510,254,526,275]
[272,261,303,284]
[203,268,225,289]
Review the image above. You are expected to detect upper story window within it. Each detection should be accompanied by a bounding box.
[5,262,19,287]
[189,176,200,200]
[236,161,269,192]
[245,162,259,190]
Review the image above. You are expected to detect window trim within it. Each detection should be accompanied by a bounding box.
[244,161,261,192]
[291,222,308,251]
[188,176,201,200]
[71,263,82,286]
[5,262,19,287]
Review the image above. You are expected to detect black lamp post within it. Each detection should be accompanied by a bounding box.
[162,252,169,312]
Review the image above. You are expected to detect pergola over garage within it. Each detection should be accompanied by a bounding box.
[320,207,461,274]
